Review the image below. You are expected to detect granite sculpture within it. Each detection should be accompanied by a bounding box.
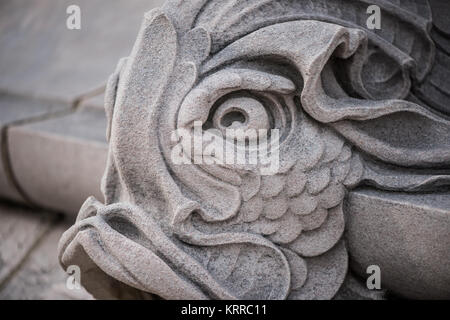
[58,0,450,299]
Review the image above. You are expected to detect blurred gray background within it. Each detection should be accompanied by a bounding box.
[0,0,164,299]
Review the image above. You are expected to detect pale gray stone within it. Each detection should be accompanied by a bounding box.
[58,0,450,300]
[0,93,69,202]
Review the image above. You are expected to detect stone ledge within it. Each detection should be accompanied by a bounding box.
[7,107,108,216]
[346,188,450,299]
[0,92,71,203]
[0,0,166,216]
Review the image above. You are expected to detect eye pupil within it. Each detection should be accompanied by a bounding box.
[221,110,247,128]
[212,96,270,133]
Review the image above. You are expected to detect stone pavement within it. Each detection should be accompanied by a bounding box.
[0,0,164,299]
[0,201,92,299]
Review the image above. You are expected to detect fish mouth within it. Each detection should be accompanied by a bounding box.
[57,197,222,300]
[57,196,297,300]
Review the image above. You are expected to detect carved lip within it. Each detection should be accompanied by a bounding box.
[57,198,224,299]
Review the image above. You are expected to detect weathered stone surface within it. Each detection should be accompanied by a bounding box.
[346,189,450,300]
[8,108,108,215]
[0,208,92,300]
[58,0,450,300]
[0,202,53,286]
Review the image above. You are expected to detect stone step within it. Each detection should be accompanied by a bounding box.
[7,105,109,216]
[0,92,71,203]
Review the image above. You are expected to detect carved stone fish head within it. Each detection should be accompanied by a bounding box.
[59,0,450,299]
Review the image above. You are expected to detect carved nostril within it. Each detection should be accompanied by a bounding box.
[107,216,141,241]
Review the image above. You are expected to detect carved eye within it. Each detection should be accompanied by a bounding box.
[212,96,271,135]
[177,68,297,143]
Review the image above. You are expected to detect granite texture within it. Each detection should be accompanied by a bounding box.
[57,0,450,300]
